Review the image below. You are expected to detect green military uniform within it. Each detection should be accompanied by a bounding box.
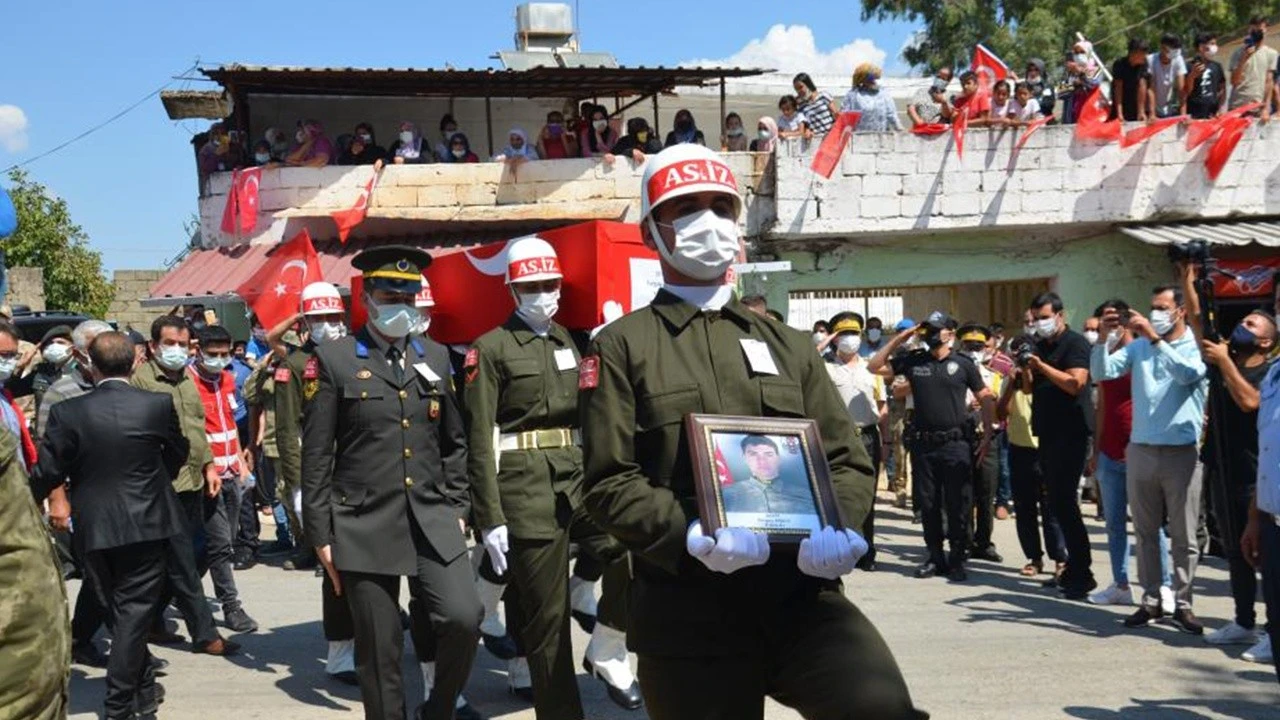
[274,340,355,644]
[131,359,213,494]
[580,290,927,720]
[465,314,629,720]
[0,430,69,720]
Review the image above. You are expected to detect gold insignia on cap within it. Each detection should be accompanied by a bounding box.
[396,258,411,272]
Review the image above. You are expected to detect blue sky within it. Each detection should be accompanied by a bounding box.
[0,1,917,274]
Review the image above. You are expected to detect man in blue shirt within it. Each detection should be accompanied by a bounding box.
[1093,285,1208,634]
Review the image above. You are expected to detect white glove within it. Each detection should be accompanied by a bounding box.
[797,527,869,580]
[685,521,771,574]
[589,300,627,340]
[482,525,510,576]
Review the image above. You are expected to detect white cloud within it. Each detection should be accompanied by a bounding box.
[682,24,888,77]
[0,105,29,153]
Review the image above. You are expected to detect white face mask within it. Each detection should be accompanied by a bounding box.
[727,126,744,137]
[758,129,772,140]
[0,357,15,382]
[254,152,271,163]
[367,298,418,339]
[357,133,372,143]
[812,332,828,345]
[593,119,608,132]
[451,148,466,159]
[43,343,72,365]
[308,320,346,344]
[399,131,414,144]
[1205,43,1219,57]
[157,344,189,371]
[201,354,231,374]
[837,334,862,355]
[650,208,741,282]
[1106,328,1124,350]
[1034,317,1057,338]
[866,328,882,343]
[516,290,561,328]
[1150,309,1175,336]
[1083,330,1100,345]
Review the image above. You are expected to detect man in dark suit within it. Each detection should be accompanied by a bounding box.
[302,245,482,720]
[33,332,189,719]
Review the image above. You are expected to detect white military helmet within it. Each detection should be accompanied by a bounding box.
[414,274,436,308]
[300,282,344,316]
[504,235,562,285]
[639,143,742,223]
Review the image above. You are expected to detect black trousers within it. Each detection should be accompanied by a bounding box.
[911,438,972,567]
[85,540,166,719]
[1009,444,1067,564]
[857,426,882,562]
[474,542,529,659]
[323,572,356,641]
[637,589,928,720]
[155,491,219,645]
[1210,469,1264,630]
[69,528,107,647]
[972,431,1004,551]
[341,524,481,720]
[1039,430,1092,584]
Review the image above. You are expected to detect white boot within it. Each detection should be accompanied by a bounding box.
[569,575,599,618]
[326,639,355,675]
[420,661,435,702]
[476,577,507,637]
[584,622,635,690]
[507,656,532,692]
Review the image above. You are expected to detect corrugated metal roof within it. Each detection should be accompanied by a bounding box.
[200,64,769,99]
[1119,219,1280,247]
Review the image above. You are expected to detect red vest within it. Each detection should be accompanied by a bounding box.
[188,367,241,477]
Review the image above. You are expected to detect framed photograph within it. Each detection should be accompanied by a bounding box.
[685,414,844,543]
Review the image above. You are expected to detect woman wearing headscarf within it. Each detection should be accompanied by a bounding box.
[663,108,706,147]
[749,116,779,152]
[264,127,291,162]
[722,112,749,151]
[387,121,430,164]
[1063,41,1104,123]
[435,114,461,162]
[841,63,903,132]
[1024,58,1056,118]
[338,122,386,165]
[284,119,333,167]
[441,132,479,163]
[579,105,617,158]
[494,128,540,162]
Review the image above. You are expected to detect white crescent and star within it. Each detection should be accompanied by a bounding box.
[275,259,310,296]
[465,238,518,277]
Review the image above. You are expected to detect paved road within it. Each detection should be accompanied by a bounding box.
[67,500,1280,719]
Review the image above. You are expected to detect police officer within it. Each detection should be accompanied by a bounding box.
[274,281,359,683]
[466,235,641,718]
[580,143,926,719]
[869,311,995,582]
[301,248,482,720]
[956,323,1005,564]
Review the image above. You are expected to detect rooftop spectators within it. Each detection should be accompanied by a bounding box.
[536,110,578,159]
[793,72,837,135]
[442,132,479,163]
[841,63,903,132]
[609,117,663,163]
[664,108,706,148]
[389,121,430,164]
[723,112,749,152]
[1184,33,1227,119]
[579,104,617,158]
[435,114,461,162]
[283,119,332,168]
[907,67,953,129]
[776,94,806,138]
[750,116,778,152]
[494,128,540,162]
[338,122,386,166]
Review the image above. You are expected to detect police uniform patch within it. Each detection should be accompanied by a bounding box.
[947,361,959,375]
[579,355,600,389]
[274,367,291,383]
[304,356,320,380]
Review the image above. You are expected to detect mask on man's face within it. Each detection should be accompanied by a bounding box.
[156,344,189,371]
[1229,324,1260,354]
[649,208,740,282]
[1150,308,1176,336]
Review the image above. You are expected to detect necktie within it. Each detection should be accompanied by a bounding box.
[388,346,405,383]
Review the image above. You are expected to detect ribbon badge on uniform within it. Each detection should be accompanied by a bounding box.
[303,356,320,400]
[464,348,480,385]
[578,355,600,389]
[429,399,441,420]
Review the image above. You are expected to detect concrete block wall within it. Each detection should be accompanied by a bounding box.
[7,267,45,311]
[198,153,770,248]
[771,124,1280,237]
[109,269,166,331]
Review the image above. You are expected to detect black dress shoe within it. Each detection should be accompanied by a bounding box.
[135,682,165,715]
[1124,605,1163,628]
[914,561,944,579]
[71,641,109,668]
[947,565,968,582]
[284,549,317,571]
[329,670,359,686]
[147,629,185,646]
[571,609,597,634]
[508,685,535,703]
[856,556,877,572]
[1061,577,1098,601]
[233,552,258,572]
[149,656,170,676]
[969,545,1003,563]
[583,659,643,710]
[482,632,519,660]
[911,510,922,524]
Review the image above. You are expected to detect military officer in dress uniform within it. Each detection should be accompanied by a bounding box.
[274,281,359,683]
[302,247,481,720]
[579,143,927,719]
[465,235,641,719]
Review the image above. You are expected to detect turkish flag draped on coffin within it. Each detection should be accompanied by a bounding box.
[235,229,322,329]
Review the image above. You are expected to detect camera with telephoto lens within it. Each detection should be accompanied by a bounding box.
[1009,335,1036,368]
[1166,239,1212,264]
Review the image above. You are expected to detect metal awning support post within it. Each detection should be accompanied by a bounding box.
[484,95,494,158]
[652,93,660,134]
[719,74,727,148]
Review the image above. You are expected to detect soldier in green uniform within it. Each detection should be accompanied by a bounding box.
[579,144,928,720]
[0,428,69,720]
[273,282,359,683]
[302,247,481,720]
[465,235,641,719]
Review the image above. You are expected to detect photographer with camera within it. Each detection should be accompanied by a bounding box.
[1093,286,1208,634]
[1182,263,1278,659]
[1022,293,1096,600]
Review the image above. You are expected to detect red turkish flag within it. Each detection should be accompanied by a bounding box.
[235,229,322,330]
[331,168,379,244]
[809,112,862,178]
[971,44,1009,83]
[219,167,261,236]
[1015,115,1054,150]
[1120,115,1186,149]
[911,123,949,136]
[1205,115,1252,181]
[1074,87,1122,143]
[1186,102,1263,151]
[952,106,969,159]
[715,446,733,486]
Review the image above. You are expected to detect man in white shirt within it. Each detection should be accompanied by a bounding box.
[825,313,887,571]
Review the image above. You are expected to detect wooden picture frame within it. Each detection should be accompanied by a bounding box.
[684,414,844,543]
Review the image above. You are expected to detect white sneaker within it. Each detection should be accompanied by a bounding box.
[1243,634,1273,663]
[1088,583,1134,606]
[1159,586,1176,616]
[1205,621,1258,645]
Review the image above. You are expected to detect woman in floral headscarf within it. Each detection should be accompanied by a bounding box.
[387,121,430,164]
[284,119,333,167]
[840,63,902,132]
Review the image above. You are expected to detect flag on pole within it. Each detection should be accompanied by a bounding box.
[219,167,261,236]
[1120,115,1186,149]
[971,44,1010,83]
[1015,115,1054,150]
[235,229,322,329]
[331,167,380,243]
[1205,115,1252,181]
[809,112,862,178]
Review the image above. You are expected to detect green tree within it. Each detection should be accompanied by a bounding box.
[3,168,114,318]
[863,0,1261,76]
